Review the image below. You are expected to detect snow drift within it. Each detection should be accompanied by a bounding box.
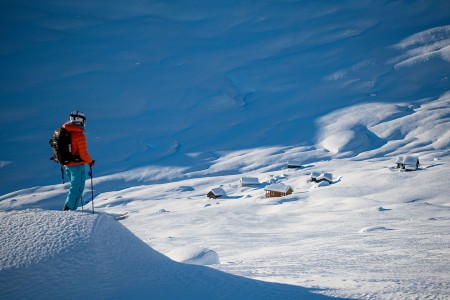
[0,210,339,300]
[166,246,220,265]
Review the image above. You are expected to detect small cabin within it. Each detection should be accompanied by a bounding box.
[239,177,260,187]
[310,172,333,183]
[264,183,293,198]
[395,156,419,171]
[207,187,226,199]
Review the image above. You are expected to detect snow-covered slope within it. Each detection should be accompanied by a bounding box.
[0,209,338,300]
[1,1,450,299]
[1,0,450,194]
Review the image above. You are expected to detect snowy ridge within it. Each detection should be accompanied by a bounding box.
[0,210,338,300]
[393,25,450,69]
[317,92,450,158]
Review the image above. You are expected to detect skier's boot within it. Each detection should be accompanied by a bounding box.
[63,204,70,211]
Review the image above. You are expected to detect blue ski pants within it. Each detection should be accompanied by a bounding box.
[64,164,86,210]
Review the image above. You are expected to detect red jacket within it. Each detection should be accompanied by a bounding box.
[62,123,93,166]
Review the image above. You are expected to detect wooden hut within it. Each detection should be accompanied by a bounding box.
[239,177,260,187]
[207,187,226,199]
[264,183,293,198]
[395,156,419,171]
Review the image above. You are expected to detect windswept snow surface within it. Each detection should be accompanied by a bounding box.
[1,0,450,299]
[0,210,336,300]
[1,0,450,194]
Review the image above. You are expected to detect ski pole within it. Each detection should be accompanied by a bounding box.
[89,165,95,214]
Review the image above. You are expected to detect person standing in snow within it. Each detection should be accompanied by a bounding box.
[62,111,95,211]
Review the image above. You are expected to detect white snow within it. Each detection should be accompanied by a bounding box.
[311,172,334,183]
[209,187,226,198]
[166,246,220,266]
[239,177,260,186]
[1,210,325,300]
[264,183,293,194]
[1,1,450,299]
[393,25,450,68]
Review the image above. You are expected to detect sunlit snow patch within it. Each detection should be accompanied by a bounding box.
[0,161,11,168]
[166,246,220,266]
[392,25,450,68]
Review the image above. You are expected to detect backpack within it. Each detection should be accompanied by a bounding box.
[49,127,81,165]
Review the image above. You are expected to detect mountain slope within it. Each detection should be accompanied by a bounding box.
[0,210,340,300]
[1,1,450,299]
[1,0,450,194]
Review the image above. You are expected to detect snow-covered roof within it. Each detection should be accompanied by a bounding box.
[396,155,419,165]
[310,171,321,179]
[240,177,260,185]
[311,172,333,182]
[316,172,333,182]
[209,187,226,196]
[404,156,419,165]
[264,183,292,193]
[395,156,403,164]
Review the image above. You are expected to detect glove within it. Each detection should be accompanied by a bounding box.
[89,160,96,167]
